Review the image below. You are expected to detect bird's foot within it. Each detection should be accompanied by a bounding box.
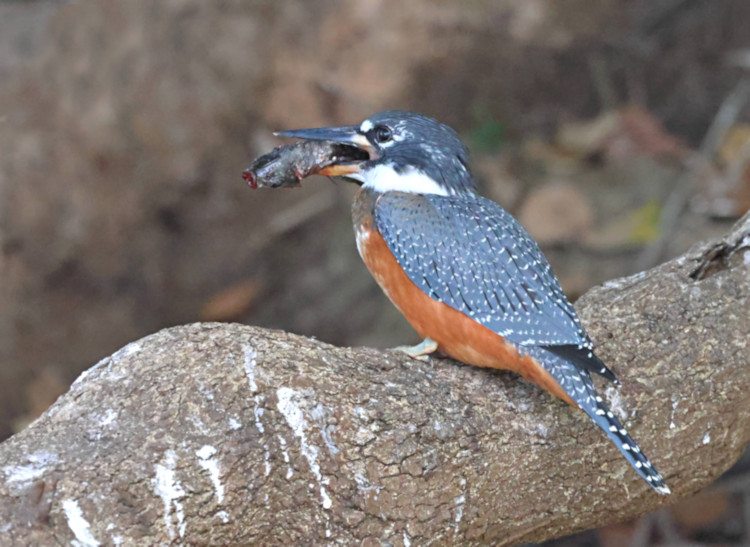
[393,338,438,361]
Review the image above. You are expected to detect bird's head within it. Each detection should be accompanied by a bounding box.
[276,111,475,196]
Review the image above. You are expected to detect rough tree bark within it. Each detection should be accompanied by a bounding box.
[0,214,749,546]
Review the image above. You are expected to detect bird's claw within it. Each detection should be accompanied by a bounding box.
[392,337,438,361]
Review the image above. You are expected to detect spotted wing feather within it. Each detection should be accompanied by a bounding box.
[373,192,616,381]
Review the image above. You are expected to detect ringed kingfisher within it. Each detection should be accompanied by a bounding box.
[276,110,670,495]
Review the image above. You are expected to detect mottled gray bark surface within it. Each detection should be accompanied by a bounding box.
[0,214,748,546]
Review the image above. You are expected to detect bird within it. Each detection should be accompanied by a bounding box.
[276,110,670,495]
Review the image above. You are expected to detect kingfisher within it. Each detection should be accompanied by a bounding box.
[276,111,670,495]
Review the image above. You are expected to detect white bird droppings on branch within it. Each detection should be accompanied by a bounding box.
[276,387,333,510]
[196,445,225,503]
[62,499,100,547]
[152,450,186,539]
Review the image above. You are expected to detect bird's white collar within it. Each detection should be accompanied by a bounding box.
[351,163,451,196]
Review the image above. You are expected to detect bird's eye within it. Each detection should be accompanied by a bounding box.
[373,125,392,144]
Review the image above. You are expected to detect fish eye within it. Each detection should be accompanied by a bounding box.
[372,125,392,144]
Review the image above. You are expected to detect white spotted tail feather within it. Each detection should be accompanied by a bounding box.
[525,347,670,494]
[590,393,671,495]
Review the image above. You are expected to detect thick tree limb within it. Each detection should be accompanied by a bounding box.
[1,214,749,546]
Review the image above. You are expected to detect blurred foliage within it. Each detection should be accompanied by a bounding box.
[468,102,507,154]
[630,199,662,244]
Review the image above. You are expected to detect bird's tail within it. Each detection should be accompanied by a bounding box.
[525,347,670,495]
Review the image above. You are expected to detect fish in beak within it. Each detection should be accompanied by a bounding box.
[274,124,375,177]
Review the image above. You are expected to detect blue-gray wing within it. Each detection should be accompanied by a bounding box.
[373,192,608,369]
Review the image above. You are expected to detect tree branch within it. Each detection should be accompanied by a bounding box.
[1,213,748,546]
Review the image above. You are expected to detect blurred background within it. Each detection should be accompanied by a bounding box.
[1,0,749,544]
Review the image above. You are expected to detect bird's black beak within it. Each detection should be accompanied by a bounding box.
[274,124,374,177]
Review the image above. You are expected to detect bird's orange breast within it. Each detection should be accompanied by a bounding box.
[356,218,575,406]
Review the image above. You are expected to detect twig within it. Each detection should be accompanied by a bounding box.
[634,77,750,272]
[589,53,619,112]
